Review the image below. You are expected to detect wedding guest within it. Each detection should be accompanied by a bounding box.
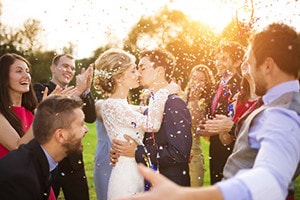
[0,53,57,200]
[0,95,88,200]
[33,54,95,200]
[198,58,260,147]
[205,41,244,184]
[183,64,215,186]
[0,53,37,157]
[93,100,112,200]
[117,22,300,200]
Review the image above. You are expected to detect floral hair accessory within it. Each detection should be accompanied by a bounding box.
[94,69,112,79]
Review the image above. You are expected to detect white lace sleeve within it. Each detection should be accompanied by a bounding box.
[144,88,169,131]
[129,104,147,113]
[101,89,169,136]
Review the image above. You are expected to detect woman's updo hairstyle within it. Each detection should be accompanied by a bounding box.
[93,48,136,94]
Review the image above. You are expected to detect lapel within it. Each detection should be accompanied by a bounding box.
[27,140,51,198]
[44,81,57,93]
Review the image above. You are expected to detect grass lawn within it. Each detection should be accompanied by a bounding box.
[59,122,300,199]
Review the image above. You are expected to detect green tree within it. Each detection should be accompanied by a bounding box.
[19,18,43,54]
[29,51,56,84]
[0,17,43,56]
[124,6,219,88]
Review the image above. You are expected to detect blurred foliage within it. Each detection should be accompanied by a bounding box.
[124,7,252,89]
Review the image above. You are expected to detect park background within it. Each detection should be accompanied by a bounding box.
[0,0,300,199]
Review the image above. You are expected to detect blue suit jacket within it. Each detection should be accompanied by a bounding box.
[135,94,192,186]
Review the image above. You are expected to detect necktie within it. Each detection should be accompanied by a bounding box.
[45,167,58,199]
[235,97,263,136]
[211,81,225,115]
[48,166,58,187]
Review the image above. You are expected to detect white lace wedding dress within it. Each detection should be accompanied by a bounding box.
[101,89,169,200]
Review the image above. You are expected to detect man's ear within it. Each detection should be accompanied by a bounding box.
[50,64,56,73]
[263,57,275,74]
[54,129,66,144]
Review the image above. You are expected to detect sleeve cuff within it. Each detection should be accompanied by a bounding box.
[81,89,91,98]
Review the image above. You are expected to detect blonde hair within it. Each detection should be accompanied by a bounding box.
[93,48,136,94]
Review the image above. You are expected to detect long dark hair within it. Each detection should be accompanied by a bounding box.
[0,53,38,136]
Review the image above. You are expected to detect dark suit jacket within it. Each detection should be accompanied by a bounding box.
[208,72,242,118]
[135,94,192,186]
[0,140,51,200]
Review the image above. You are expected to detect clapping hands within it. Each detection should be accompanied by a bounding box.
[41,85,78,101]
[76,64,94,96]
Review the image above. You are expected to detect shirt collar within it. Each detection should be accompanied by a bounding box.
[263,80,300,105]
[40,145,58,172]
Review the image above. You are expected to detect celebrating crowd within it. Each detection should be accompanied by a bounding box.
[0,22,300,200]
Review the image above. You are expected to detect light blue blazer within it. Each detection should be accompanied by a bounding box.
[94,119,112,200]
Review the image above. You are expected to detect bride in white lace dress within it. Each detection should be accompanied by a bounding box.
[93,48,178,200]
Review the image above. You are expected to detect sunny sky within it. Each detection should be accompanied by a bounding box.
[1,0,300,59]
